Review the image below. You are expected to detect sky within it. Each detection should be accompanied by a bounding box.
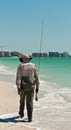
[0,0,71,55]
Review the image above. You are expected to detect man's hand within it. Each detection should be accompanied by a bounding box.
[17,88,22,95]
[17,85,21,95]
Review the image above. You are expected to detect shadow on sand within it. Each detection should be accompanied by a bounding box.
[0,116,29,123]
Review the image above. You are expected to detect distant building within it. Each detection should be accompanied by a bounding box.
[49,51,70,58]
[49,52,59,57]
[61,52,70,57]
[0,51,23,57]
[11,51,22,57]
[32,53,42,57]
[4,52,11,57]
[0,51,4,57]
[32,52,48,57]
[42,53,48,57]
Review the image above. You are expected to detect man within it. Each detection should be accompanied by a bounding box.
[16,54,39,122]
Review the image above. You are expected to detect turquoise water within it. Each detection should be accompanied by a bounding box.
[32,57,71,88]
[0,57,71,88]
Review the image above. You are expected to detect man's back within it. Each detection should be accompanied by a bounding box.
[16,62,39,87]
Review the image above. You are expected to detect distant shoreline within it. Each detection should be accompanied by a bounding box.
[0,51,71,58]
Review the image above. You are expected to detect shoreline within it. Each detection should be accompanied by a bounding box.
[0,79,71,130]
[0,80,37,130]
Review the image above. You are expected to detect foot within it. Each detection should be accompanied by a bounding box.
[18,111,24,118]
[28,119,32,122]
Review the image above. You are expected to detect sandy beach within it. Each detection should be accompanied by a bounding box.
[0,80,71,130]
[0,80,36,130]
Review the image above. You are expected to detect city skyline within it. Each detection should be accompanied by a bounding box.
[0,0,71,54]
[0,50,70,58]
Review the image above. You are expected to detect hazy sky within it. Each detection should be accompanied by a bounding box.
[0,0,71,54]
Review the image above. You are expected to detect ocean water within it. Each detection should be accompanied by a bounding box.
[0,57,71,88]
[0,57,71,130]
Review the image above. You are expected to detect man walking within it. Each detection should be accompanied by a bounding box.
[16,54,39,122]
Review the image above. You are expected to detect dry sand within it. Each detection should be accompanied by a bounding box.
[0,80,36,130]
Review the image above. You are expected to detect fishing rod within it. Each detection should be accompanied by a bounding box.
[38,20,44,73]
[35,21,44,101]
